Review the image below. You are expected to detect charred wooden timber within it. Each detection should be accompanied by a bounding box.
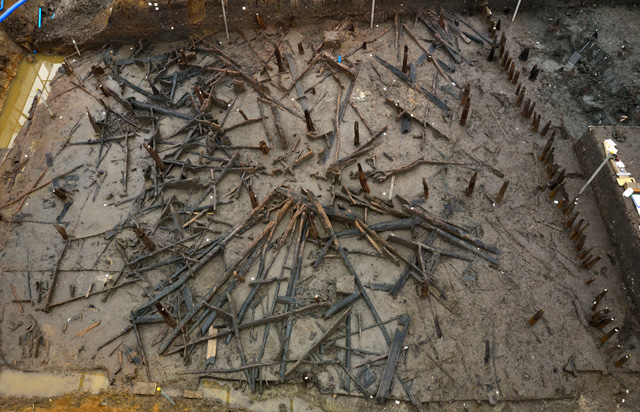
[386,234,472,262]
[130,311,151,380]
[152,191,278,354]
[529,64,540,81]
[375,314,410,403]
[324,292,361,319]
[401,204,501,258]
[155,301,177,328]
[488,41,496,61]
[164,302,330,356]
[40,242,69,312]
[301,109,315,132]
[374,56,449,113]
[284,308,352,379]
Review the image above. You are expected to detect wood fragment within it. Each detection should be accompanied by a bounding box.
[529,309,544,326]
[401,205,500,261]
[75,321,100,337]
[358,163,370,194]
[422,178,429,199]
[460,82,470,106]
[375,56,449,112]
[495,179,510,203]
[155,301,177,328]
[293,147,315,168]
[353,121,360,146]
[133,225,156,251]
[326,126,388,177]
[54,224,69,240]
[10,285,23,312]
[130,311,151,380]
[284,308,352,379]
[359,156,473,182]
[322,52,355,78]
[465,172,478,196]
[375,314,410,402]
[205,326,218,367]
[41,242,69,312]
[143,142,167,171]
[165,302,329,355]
[460,99,470,126]
[350,102,374,135]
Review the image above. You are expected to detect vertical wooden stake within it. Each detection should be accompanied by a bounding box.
[354,121,360,146]
[495,179,510,203]
[358,163,370,194]
[465,172,478,196]
[460,99,470,126]
[422,178,429,200]
[460,82,471,106]
[402,44,409,73]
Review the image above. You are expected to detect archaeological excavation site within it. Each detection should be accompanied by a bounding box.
[0,0,639,411]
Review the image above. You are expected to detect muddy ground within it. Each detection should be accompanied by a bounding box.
[0,3,639,412]
[3,392,247,412]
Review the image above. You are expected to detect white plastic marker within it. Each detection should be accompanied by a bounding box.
[35,89,54,118]
[370,0,375,29]
[72,38,81,56]
[569,152,614,207]
[512,0,522,22]
[221,0,229,40]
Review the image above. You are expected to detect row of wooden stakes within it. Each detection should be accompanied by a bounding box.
[481,13,632,368]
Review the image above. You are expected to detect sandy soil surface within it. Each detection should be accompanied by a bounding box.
[0,4,639,412]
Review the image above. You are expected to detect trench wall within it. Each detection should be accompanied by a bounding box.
[86,0,636,47]
[575,126,640,317]
[0,0,630,51]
